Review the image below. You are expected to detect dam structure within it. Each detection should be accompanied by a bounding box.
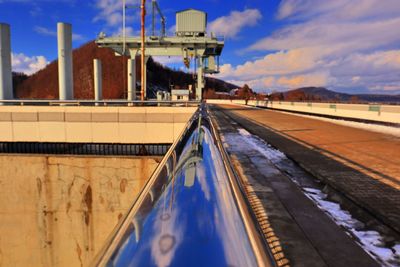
[1,3,400,267]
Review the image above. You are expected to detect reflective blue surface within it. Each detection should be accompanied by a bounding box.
[102,112,261,267]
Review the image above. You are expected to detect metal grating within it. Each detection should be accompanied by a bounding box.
[0,142,171,156]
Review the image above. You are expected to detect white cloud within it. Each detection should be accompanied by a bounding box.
[93,0,124,26]
[12,53,48,75]
[93,0,141,27]
[217,0,400,94]
[209,9,262,38]
[34,26,85,41]
[276,0,400,21]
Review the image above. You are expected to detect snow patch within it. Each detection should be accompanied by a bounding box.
[236,128,286,163]
[231,127,400,267]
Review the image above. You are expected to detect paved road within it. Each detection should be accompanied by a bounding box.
[211,104,400,233]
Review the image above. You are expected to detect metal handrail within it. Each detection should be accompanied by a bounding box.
[90,104,276,267]
[0,99,201,107]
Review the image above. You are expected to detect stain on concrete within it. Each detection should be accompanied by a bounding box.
[66,202,72,214]
[120,178,128,193]
[76,242,83,267]
[0,155,161,267]
[84,185,93,226]
[37,178,42,195]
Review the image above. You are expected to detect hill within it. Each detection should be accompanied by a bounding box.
[15,41,237,99]
[271,87,400,104]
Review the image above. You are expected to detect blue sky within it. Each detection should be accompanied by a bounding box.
[1,0,400,94]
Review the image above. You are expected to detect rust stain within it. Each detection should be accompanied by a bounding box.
[118,213,123,221]
[68,177,76,196]
[120,178,128,193]
[139,158,150,188]
[66,202,72,214]
[83,185,93,226]
[36,178,42,195]
[0,238,3,266]
[76,242,83,267]
[44,157,55,266]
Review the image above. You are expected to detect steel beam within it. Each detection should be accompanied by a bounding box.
[97,36,223,57]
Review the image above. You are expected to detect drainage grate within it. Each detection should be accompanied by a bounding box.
[0,142,170,156]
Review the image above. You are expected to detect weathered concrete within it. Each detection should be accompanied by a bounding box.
[0,154,160,267]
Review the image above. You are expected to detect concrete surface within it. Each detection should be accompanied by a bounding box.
[211,107,379,267]
[207,99,400,124]
[211,104,400,234]
[0,106,197,143]
[0,154,160,267]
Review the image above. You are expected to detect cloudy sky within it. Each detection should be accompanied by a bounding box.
[1,0,400,94]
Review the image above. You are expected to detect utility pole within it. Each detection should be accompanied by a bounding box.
[140,0,146,101]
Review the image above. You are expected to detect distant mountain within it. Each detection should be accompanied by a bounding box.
[271,87,400,104]
[15,41,237,99]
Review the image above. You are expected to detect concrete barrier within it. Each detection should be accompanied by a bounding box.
[206,99,400,124]
[0,154,160,267]
[0,106,198,143]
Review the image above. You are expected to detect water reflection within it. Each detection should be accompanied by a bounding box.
[105,112,259,267]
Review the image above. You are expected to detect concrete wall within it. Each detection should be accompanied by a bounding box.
[206,99,400,124]
[0,154,160,267]
[0,106,197,144]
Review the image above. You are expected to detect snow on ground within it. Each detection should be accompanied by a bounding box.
[303,186,399,266]
[233,128,400,266]
[237,128,286,162]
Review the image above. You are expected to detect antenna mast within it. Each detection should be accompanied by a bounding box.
[122,0,126,53]
[140,0,146,101]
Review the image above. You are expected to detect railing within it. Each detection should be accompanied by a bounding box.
[0,99,201,107]
[0,142,170,156]
[206,99,400,125]
[90,105,276,267]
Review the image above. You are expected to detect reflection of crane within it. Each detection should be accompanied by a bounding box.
[96,4,224,101]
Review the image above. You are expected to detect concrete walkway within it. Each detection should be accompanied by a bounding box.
[210,108,379,267]
[212,104,400,234]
